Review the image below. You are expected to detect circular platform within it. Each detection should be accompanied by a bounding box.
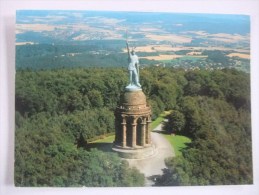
[112,144,156,159]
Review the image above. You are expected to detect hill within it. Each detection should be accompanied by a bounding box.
[15,67,252,186]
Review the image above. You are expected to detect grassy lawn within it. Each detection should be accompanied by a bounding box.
[150,110,191,156]
[91,110,168,144]
[151,115,164,130]
[91,132,191,156]
[88,135,115,152]
[91,111,169,143]
[151,111,171,130]
[91,135,115,143]
[89,110,192,156]
[163,134,191,156]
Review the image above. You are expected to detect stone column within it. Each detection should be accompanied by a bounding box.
[132,118,137,148]
[146,117,152,144]
[121,117,126,147]
[140,119,146,146]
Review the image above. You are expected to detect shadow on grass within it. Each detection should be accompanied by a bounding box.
[87,142,114,153]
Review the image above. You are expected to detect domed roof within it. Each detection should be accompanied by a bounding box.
[121,90,146,106]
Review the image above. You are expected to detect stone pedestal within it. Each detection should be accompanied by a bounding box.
[113,88,154,159]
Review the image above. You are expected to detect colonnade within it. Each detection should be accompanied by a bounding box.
[115,115,152,148]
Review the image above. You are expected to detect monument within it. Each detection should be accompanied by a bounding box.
[112,41,155,159]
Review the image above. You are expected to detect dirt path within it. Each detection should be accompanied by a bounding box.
[126,125,175,186]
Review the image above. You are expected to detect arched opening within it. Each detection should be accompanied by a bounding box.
[114,116,122,144]
[146,115,151,144]
[126,117,133,147]
[136,117,142,146]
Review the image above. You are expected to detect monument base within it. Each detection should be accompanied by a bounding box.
[112,144,156,159]
[125,84,142,92]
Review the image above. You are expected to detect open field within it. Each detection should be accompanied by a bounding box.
[209,33,249,43]
[141,54,207,61]
[123,45,249,54]
[227,52,250,59]
[140,54,182,61]
[16,23,123,40]
[145,34,192,43]
[139,27,165,33]
[16,24,59,33]
[123,45,176,53]
[176,55,207,61]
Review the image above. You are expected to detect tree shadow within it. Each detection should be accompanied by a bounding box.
[147,175,161,186]
[86,142,114,153]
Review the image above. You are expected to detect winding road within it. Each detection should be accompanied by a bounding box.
[126,124,175,186]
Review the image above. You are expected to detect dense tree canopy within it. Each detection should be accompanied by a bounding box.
[15,67,147,186]
[15,66,252,186]
[155,69,252,186]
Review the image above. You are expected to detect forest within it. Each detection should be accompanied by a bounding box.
[15,66,252,186]
[15,43,128,70]
[16,44,250,72]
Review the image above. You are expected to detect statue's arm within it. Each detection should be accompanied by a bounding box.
[126,41,130,57]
